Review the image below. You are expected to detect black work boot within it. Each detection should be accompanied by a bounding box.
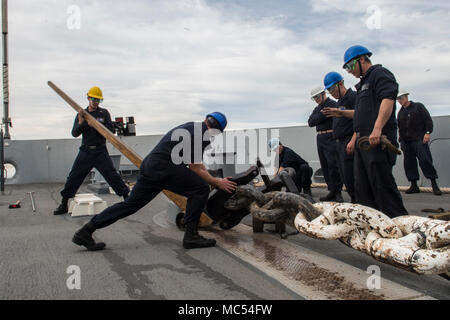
[405,181,420,194]
[320,190,337,202]
[72,221,106,251]
[183,221,216,249]
[334,191,344,203]
[431,179,442,196]
[54,198,69,215]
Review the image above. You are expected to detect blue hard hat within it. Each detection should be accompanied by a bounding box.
[324,72,344,89]
[343,45,373,67]
[206,112,227,132]
[269,138,280,151]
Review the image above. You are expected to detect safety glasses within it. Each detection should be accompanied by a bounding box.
[90,97,103,103]
[343,58,358,71]
[327,83,339,94]
[311,94,322,102]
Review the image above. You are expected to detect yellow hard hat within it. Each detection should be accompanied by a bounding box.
[87,86,103,100]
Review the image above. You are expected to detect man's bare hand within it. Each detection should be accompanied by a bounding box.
[86,118,94,127]
[369,128,382,146]
[321,107,343,118]
[78,109,85,125]
[346,140,355,154]
[423,133,431,144]
[216,177,237,193]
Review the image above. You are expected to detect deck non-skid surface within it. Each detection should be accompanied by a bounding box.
[0,184,448,300]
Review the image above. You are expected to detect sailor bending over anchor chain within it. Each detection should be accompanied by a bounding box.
[268,138,313,196]
[72,112,237,251]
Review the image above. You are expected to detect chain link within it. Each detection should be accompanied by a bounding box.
[225,185,450,275]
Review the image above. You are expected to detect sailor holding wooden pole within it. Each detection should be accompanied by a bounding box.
[53,86,130,215]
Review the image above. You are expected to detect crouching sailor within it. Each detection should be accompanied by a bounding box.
[72,112,237,251]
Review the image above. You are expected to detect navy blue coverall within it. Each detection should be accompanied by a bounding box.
[397,101,438,182]
[90,122,211,229]
[279,146,313,192]
[333,89,356,199]
[354,64,407,218]
[60,107,129,199]
[308,97,343,192]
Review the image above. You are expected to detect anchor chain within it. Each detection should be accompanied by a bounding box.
[357,135,402,155]
[224,185,450,275]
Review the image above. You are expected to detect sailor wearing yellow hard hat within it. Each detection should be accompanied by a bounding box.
[54,86,130,216]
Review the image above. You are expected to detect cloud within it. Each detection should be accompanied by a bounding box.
[2,0,450,140]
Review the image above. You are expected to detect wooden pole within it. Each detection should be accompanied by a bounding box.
[48,82,142,167]
[48,81,213,225]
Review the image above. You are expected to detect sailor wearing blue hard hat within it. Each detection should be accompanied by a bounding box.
[321,72,357,203]
[72,112,237,251]
[342,45,407,218]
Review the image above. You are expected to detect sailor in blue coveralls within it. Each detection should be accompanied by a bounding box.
[72,112,237,251]
[321,72,357,203]
[343,45,407,218]
[396,89,442,195]
[54,87,130,215]
[308,87,344,202]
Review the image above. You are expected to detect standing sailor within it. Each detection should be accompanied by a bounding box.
[343,45,407,218]
[308,87,343,202]
[397,89,442,195]
[322,72,356,203]
[54,87,130,215]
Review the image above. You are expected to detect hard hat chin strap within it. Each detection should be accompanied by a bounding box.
[358,59,364,78]
[338,82,342,100]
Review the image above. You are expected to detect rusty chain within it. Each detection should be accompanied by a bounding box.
[357,135,402,155]
[224,185,450,275]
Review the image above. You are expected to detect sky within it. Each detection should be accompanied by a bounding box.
[3,0,450,140]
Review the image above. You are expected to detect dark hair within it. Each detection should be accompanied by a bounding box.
[206,116,222,131]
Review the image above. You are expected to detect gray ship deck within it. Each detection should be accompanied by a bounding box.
[0,184,449,300]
